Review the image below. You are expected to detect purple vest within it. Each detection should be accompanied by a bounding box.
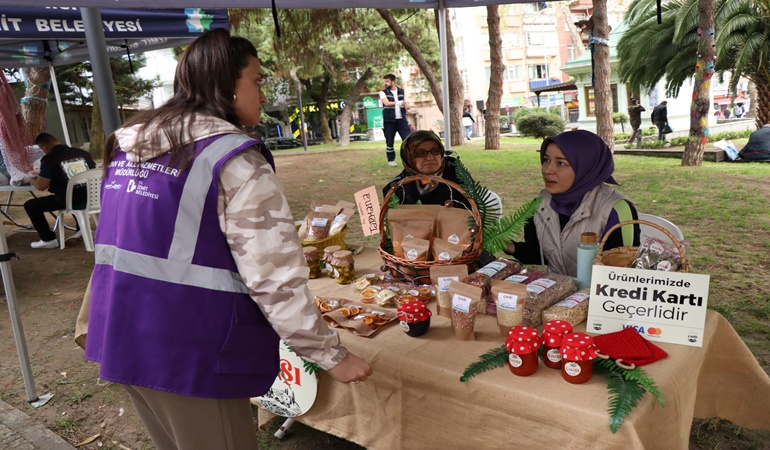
[85,134,281,398]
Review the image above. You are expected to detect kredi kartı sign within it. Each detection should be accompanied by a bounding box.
[586,266,710,347]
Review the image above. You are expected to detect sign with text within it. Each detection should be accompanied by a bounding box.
[354,186,381,237]
[586,266,710,347]
[253,340,317,417]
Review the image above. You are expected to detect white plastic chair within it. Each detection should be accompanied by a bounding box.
[487,191,503,221]
[637,213,684,244]
[56,168,102,252]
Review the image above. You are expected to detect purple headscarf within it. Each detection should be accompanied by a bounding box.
[540,130,618,216]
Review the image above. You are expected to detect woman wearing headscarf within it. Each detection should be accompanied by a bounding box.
[506,130,640,276]
[382,130,472,209]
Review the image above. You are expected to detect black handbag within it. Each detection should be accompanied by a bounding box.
[662,124,673,134]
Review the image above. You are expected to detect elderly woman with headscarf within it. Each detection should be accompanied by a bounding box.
[382,130,472,209]
[505,130,640,276]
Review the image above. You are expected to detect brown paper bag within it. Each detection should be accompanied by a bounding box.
[430,265,469,318]
[448,281,482,341]
[490,280,528,334]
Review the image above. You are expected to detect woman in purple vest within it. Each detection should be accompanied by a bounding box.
[84,29,371,450]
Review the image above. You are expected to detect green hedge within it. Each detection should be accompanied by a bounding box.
[516,113,566,139]
[620,129,752,149]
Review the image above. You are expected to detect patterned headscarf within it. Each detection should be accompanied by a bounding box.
[399,130,446,177]
[540,130,618,216]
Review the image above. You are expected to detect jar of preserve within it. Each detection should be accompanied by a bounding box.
[559,332,599,384]
[541,320,573,370]
[303,246,322,279]
[505,326,540,376]
[331,250,355,284]
[397,300,432,337]
[323,245,343,278]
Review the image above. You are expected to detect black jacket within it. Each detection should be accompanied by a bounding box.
[651,104,668,124]
[382,157,472,209]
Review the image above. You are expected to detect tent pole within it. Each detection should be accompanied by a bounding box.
[438,0,452,152]
[48,63,72,147]
[81,7,121,137]
[0,221,37,402]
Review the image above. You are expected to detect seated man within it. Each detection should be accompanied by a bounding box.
[24,133,96,249]
[738,124,770,161]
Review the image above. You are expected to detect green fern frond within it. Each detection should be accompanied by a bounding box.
[460,346,509,382]
[482,197,542,254]
[605,371,646,433]
[594,358,665,407]
[454,156,496,229]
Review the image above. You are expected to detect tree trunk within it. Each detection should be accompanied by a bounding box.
[338,67,373,147]
[90,91,104,159]
[681,0,716,166]
[377,9,444,114]
[309,74,333,144]
[21,67,51,138]
[439,9,465,147]
[556,1,587,57]
[747,80,757,120]
[485,6,504,150]
[754,77,770,130]
[592,1,614,151]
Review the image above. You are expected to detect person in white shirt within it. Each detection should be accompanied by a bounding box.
[379,74,412,167]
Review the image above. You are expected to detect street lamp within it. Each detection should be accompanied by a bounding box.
[290,66,308,152]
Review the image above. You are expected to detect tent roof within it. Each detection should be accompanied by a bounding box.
[0,7,229,68]
[0,1,545,7]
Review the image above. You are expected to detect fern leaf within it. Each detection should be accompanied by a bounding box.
[605,371,646,433]
[303,360,323,378]
[460,346,509,382]
[482,197,542,254]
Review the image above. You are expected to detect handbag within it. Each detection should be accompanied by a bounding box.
[662,124,673,134]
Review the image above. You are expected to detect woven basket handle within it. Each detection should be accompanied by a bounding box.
[598,219,688,268]
[379,174,483,250]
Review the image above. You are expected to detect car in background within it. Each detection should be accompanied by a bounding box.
[264,137,303,150]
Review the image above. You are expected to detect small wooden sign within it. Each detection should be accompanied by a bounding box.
[354,185,381,237]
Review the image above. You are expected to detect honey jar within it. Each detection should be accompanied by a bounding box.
[303,246,322,279]
[559,332,599,384]
[505,326,540,376]
[541,320,573,370]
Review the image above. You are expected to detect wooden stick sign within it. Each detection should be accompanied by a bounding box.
[354,186,381,237]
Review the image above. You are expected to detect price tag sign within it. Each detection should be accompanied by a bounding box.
[586,266,710,347]
[253,340,318,417]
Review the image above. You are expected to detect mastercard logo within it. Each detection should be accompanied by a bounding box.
[647,327,663,336]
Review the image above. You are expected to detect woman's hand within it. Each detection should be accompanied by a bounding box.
[327,352,373,384]
[505,242,516,254]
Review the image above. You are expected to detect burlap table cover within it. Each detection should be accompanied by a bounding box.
[256,248,770,449]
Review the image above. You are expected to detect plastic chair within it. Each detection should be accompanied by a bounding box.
[487,190,503,221]
[56,168,101,252]
[637,213,684,244]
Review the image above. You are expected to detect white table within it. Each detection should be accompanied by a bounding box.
[0,185,37,229]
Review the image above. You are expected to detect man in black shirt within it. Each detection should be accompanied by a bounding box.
[25,133,96,249]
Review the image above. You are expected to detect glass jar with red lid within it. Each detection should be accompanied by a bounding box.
[541,320,573,369]
[505,326,540,376]
[397,300,432,337]
[558,332,599,384]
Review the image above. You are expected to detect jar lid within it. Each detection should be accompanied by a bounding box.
[332,250,354,265]
[397,300,431,323]
[323,245,343,255]
[559,332,599,361]
[303,246,318,257]
[505,326,540,354]
[580,232,598,244]
[541,320,574,346]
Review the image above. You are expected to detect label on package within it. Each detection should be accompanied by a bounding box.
[554,292,589,308]
[504,274,528,283]
[509,353,523,368]
[448,234,460,245]
[310,217,329,227]
[438,276,459,292]
[498,293,519,311]
[477,261,507,277]
[452,294,472,313]
[527,278,556,294]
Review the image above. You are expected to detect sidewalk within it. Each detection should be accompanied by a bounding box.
[0,400,74,450]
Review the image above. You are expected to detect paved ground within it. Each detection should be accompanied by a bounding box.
[0,400,74,450]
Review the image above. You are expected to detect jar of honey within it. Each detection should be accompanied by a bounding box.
[505,326,540,376]
[303,246,322,279]
[559,332,599,384]
[541,320,573,370]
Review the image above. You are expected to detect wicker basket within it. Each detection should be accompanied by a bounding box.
[300,226,347,253]
[378,175,483,283]
[594,219,691,272]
